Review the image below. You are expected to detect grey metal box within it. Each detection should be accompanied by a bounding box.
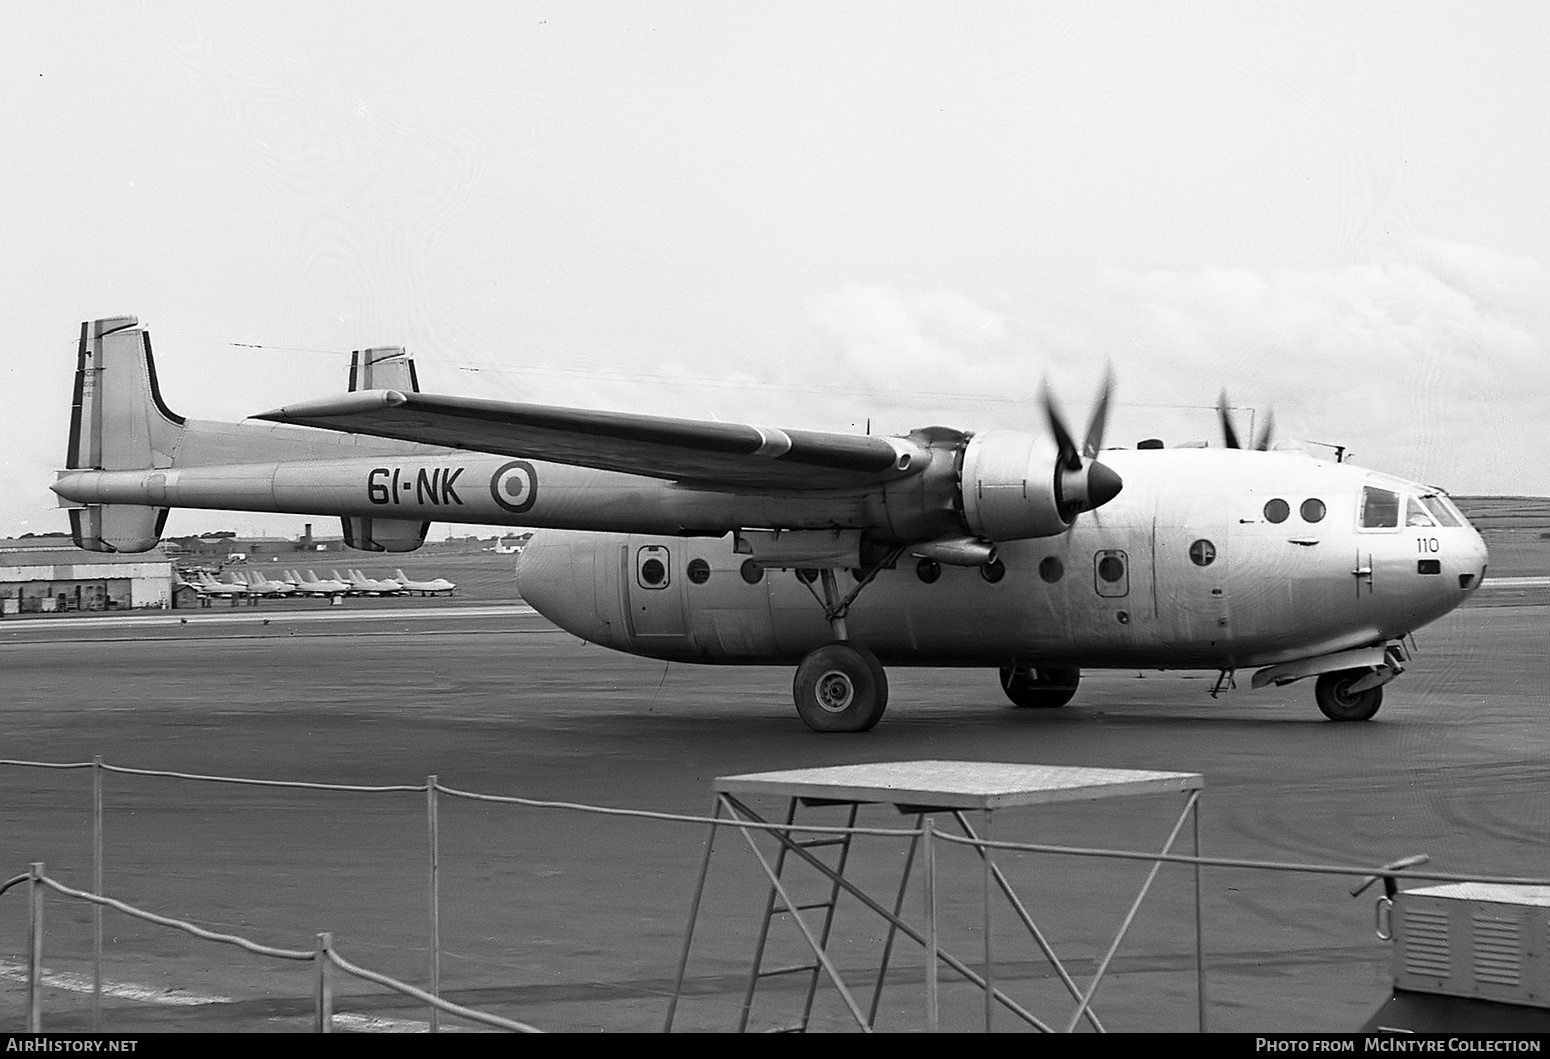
[1393,883,1550,1007]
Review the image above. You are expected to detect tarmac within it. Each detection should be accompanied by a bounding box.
[1,592,1546,1033]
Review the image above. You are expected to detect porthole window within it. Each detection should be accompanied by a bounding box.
[1038,556,1064,584]
[739,559,764,585]
[1300,498,1326,523]
[916,558,941,584]
[640,558,666,586]
[686,558,710,584]
[1097,555,1125,582]
[981,559,1006,584]
[1189,539,1216,567]
[1264,499,1289,524]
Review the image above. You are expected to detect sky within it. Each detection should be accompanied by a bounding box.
[3,1,1548,539]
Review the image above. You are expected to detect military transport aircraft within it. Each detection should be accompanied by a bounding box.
[393,569,457,596]
[53,316,1488,732]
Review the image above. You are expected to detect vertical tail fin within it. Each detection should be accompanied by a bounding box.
[342,345,430,552]
[64,316,184,551]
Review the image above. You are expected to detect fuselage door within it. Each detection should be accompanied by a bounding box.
[1094,549,1130,598]
[627,542,687,637]
[1153,497,1231,651]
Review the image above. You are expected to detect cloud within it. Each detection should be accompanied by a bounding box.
[795,242,1550,492]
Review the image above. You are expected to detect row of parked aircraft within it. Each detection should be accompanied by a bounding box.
[180,568,456,599]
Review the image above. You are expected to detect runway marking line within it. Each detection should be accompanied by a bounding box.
[0,958,231,1006]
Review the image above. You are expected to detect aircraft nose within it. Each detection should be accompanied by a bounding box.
[1462,520,1490,592]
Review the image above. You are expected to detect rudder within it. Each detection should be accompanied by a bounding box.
[64,316,184,551]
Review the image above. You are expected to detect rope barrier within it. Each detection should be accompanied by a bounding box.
[928,829,1550,887]
[435,783,919,838]
[6,755,1545,882]
[323,948,541,1033]
[25,871,541,1032]
[34,875,313,961]
[98,762,426,793]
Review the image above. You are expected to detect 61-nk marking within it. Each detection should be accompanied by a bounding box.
[367,466,465,507]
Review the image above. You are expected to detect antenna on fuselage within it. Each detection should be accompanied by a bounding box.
[1305,440,1349,463]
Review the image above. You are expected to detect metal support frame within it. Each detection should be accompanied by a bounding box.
[28,862,44,1032]
[665,763,1208,1033]
[796,546,905,642]
[427,773,440,1034]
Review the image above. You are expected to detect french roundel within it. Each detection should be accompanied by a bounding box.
[490,460,538,513]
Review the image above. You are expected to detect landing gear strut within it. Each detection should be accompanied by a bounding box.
[790,556,901,732]
[1000,665,1081,708]
[1315,668,1384,722]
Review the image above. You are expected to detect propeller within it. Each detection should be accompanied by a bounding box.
[1041,367,1123,516]
[1217,391,1276,451]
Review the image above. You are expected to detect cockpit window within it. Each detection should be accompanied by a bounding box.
[1359,486,1400,529]
[1405,497,1437,528]
[1419,494,1462,527]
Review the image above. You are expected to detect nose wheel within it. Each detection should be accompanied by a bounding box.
[793,642,889,732]
[1314,669,1384,721]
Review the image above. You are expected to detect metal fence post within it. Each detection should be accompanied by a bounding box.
[923,819,938,1032]
[315,932,333,1032]
[93,754,103,1031]
[428,773,440,1034]
[27,861,44,1032]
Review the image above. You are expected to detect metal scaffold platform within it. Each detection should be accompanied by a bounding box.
[663,759,1205,1033]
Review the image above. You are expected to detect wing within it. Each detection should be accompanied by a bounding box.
[254,390,927,490]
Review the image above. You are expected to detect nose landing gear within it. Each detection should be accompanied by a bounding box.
[1315,668,1385,721]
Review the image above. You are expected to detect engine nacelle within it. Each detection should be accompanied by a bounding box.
[959,429,1073,541]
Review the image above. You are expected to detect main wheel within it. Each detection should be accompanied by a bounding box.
[1314,669,1384,722]
[1000,665,1081,708]
[793,643,889,733]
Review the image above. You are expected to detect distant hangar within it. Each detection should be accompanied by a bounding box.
[0,539,173,614]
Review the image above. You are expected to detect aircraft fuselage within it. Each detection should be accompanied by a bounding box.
[515,448,1487,673]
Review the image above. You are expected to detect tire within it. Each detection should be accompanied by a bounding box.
[793,643,889,733]
[1000,665,1081,708]
[1314,669,1384,722]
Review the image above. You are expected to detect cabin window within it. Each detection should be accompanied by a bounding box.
[1419,495,1462,528]
[981,559,1006,584]
[1358,486,1400,529]
[1189,539,1216,566]
[1038,556,1064,584]
[739,559,764,585]
[916,558,941,584]
[1263,499,1289,523]
[1405,497,1438,527]
[686,558,710,585]
[796,568,819,584]
[1300,498,1326,523]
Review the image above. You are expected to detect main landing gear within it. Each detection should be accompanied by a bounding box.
[999,665,1081,709]
[793,642,889,733]
[790,561,899,733]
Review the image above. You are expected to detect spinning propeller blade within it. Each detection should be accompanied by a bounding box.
[1042,371,1123,515]
[1218,391,1276,451]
